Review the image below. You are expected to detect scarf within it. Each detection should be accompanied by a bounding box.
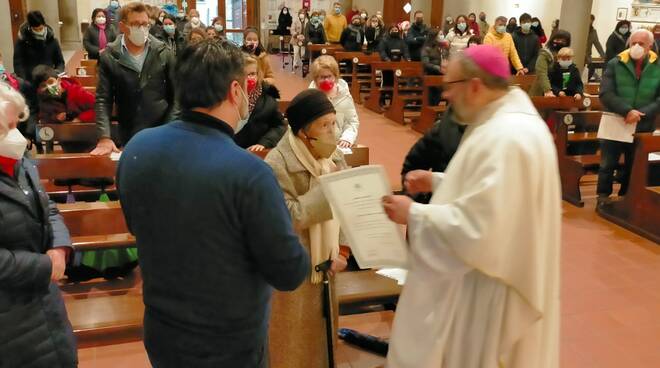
[288,130,340,284]
[97,23,108,51]
[0,156,18,178]
[248,83,262,113]
[349,24,362,43]
[635,58,644,79]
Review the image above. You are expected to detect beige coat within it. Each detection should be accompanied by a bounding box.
[257,51,275,85]
[265,133,347,368]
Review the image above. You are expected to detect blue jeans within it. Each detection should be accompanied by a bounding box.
[596,139,635,196]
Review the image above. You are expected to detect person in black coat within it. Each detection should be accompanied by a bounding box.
[155,14,186,56]
[605,20,631,63]
[401,108,465,203]
[234,56,286,151]
[83,8,119,60]
[365,15,384,52]
[549,47,583,98]
[0,88,77,368]
[379,25,411,61]
[405,11,429,61]
[275,6,293,35]
[512,13,540,73]
[13,11,65,83]
[340,15,365,52]
[305,12,327,45]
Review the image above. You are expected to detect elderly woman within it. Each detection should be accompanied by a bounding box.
[265,89,349,368]
[308,56,359,148]
[0,81,77,367]
[83,8,118,60]
[234,55,286,151]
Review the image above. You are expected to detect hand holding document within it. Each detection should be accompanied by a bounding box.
[597,112,636,143]
[319,165,408,269]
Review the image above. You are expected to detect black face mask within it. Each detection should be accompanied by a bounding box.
[390,32,399,38]
[415,19,423,26]
[550,42,565,52]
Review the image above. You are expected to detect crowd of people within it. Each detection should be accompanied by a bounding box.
[0,0,659,367]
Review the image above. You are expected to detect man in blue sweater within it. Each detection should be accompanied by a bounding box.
[117,40,309,368]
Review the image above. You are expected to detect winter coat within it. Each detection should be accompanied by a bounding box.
[549,63,584,96]
[340,25,364,52]
[308,79,360,144]
[446,28,474,55]
[365,26,384,52]
[586,27,605,63]
[117,110,309,367]
[234,83,286,149]
[401,109,464,203]
[0,157,76,368]
[155,28,187,56]
[600,50,660,133]
[83,23,118,60]
[605,31,629,63]
[421,44,445,75]
[484,27,524,71]
[13,24,65,82]
[276,9,293,35]
[512,30,540,72]
[405,23,429,61]
[95,35,179,145]
[378,36,411,61]
[305,22,327,44]
[290,18,308,46]
[530,48,554,96]
[182,20,206,40]
[478,20,489,38]
[37,77,96,124]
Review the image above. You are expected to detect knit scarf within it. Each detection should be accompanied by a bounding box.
[288,130,340,284]
[0,156,17,178]
[97,23,108,51]
[248,83,262,113]
[349,24,362,43]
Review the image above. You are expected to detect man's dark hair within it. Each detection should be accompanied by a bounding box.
[119,2,148,23]
[548,29,572,47]
[175,40,246,110]
[31,64,58,87]
[27,11,46,27]
[519,13,532,23]
[414,10,423,17]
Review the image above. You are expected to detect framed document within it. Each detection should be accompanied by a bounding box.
[319,165,408,269]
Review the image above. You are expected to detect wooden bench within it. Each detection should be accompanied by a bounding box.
[333,51,365,88]
[553,111,605,206]
[58,201,135,251]
[510,74,537,93]
[597,133,660,243]
[34,153,118,202]
[73,75,98,88]
[383,64,425,125]
[585,83,600,96]
[253,145,370,168]
[307,43,344,62]
[37,122,119,153]
[414,75,446,134]
[364,61,422,114]
[336,270,402,315]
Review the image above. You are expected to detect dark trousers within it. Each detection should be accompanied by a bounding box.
[597,139,635,196]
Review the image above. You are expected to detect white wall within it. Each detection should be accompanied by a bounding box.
[352,0,383,17]
[26,0,61,41]
[0,0,14,72]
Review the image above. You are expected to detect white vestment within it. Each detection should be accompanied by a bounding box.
[386,88,561,368]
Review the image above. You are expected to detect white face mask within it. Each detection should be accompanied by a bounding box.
[191,16,200,25]
[558,60,573,68]
[234,85,249,129]
[214,24,224,32]
[128,26,149,46]
[630,44,646,60]
[96,16,107,25]
[0,128,28,160]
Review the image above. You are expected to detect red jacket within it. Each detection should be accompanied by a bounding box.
[38,77,95,123]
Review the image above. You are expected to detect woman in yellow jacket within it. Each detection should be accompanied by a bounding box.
[484,16,526,75]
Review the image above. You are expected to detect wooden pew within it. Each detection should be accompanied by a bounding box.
[531,95,593,126]
[253,145,370,168]
[34,153,118,202]
[58,201,135,251]
[597,133,660,243]
[307,43,344,62]
[585,83,600,95]
[333,51,365,89]
[552,111,604,206]
[73,75,98,88]
[364,61,422,114]
[510,74,536,93]
[336,270,401,315]
[36,122,119,153]
[414,75,446,134]
[384,63,425,125]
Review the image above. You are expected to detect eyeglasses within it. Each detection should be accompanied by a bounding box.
[442,79,468,87]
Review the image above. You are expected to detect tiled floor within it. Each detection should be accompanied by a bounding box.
[78,56,660,367]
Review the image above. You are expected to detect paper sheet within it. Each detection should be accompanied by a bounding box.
[376,268,408,285]
[319,165,408,269]
[110,152,122,161]
[597,112,636,143]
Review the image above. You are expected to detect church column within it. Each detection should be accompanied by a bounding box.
[559,0,593,71]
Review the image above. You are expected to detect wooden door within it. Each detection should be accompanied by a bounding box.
[382,0,408,28]
[9,0,26,43]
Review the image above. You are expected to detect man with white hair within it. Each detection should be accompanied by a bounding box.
[0,81,77,366]
[381,45,561,368]
[597,28,659,203]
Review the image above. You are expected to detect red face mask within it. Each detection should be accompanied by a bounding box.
[318,79,335,92]
[247,77,258,92]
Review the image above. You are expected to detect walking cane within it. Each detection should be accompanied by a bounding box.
[315,259,335,368]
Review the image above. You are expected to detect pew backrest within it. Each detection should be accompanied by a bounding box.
[34,153,117,180]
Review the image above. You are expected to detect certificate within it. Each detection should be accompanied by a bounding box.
[597,112,636,143]
[319,165,408,269]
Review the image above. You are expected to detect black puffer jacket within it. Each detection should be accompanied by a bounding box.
[13,24,65,82]
[512,30,540,72]
[234,83,286,149]
[83,23,119,60]
[95,35,179,145]
[365,26,383,52]
[401,109,464,203]
[378,36,411,61]
[605,31,629,63]
[405,23,429,61]
[0,158,76,368]
[340,25,364,52]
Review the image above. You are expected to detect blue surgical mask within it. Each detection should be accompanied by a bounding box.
[457,22,467,32]
[532,21,539,27]
[334,7,341,14]
[0,64,5,74]
[110,0,119,9]
[521,23,532,32]
[311,16,319,24]
[163,24,176,34]
[619,27,629,35]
